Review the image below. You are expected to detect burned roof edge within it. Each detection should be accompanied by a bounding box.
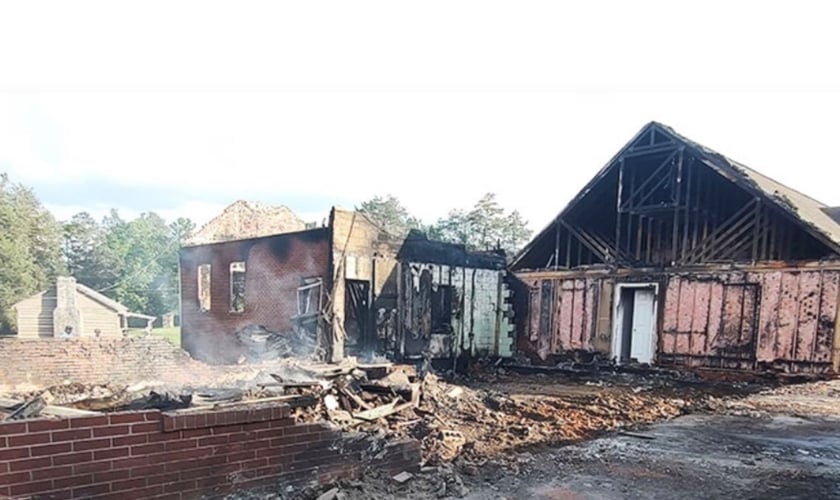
[511,121,658,270]
[512,121,840,270]
[179,226,331,251]
[399,231,506,269]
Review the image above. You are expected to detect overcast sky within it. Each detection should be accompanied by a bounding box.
[1,1,839,232]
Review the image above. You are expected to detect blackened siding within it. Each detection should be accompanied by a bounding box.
[517,267,840,373]
[180,229,330,363]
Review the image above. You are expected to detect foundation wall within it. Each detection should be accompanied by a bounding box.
[0,405,420,499]
[0,337,209,390]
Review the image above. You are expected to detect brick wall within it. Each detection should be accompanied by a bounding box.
[0,337,215,390]
[179,229,331,363]
[0,404,420,499]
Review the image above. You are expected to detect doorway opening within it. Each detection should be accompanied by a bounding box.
[612,283,658,364]
[344,279,371,354]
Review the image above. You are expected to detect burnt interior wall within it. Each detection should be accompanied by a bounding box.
[180,229,330,363]
[516,273,614,361]
[330,209,403,361]
[660,269,840,373]
[330,210,511,362]
[516,266,840,373]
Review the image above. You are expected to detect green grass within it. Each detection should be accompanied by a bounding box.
[127,327,181,346]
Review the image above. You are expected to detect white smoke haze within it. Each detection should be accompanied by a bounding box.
[184,234,329,365]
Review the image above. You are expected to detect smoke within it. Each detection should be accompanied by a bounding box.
[183,235,329,365]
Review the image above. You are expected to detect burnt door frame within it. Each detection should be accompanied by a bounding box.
[344,279,373,353]
[611,282,659,364]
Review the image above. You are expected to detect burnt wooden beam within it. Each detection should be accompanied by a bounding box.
[689,199,756,261]
[623,144,680,158]
[680,157,694,263]
[619,149,679,211]
[751,199,761,262]
[671,148,684,263]
[759,205,769,261]
[565,229,571,268]
[691,165,702,254]
[635,214,644,260]
[559,218,610,261]
[684,199,758,263]
[767,207,776,260]
[702,206,758,261]
[615,158,624,262]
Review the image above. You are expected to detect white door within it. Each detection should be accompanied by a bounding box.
[630,288,656,363]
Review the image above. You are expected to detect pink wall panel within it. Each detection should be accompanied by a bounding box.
[756,272,782,361]
[776,272,800,361]
[582,280,597,350]
[677,280,696,333]
[675,332,691,353]
[719,285,745,348]
[706,281,724,351]
[794,272,822,361]
[523,269,838,372]
[556,281,574,351]
[663,276,680,332]
[661,332,676,354]
[528,283,541,343]
[815,272,839,363]
[690,332,707,355]
[570,280,585,350]
[691,282,711,335]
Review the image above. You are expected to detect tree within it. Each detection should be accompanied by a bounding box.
[429,193,533,256]
[161,217,195,315]
[64,211,194,322]
[0,173,65,332]
[501,210,532,254]
[62,212,120,291]
[98,212,175,318]
[357,194,421,237]
[427,209,470,246]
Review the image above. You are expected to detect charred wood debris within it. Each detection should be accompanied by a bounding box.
[0,350,776,471]
[1,325,800,489]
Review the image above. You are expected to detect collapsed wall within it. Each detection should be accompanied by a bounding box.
[0,337,216,390]
[0,404,420,499]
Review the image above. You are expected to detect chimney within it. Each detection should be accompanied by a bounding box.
[53,277,84,337]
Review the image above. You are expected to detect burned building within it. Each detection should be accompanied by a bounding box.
[511,122,840,374]
[180,208,513,364]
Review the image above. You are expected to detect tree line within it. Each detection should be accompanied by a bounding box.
[358,193,532,255]
[1,173,531,333]
[0,173,194,332]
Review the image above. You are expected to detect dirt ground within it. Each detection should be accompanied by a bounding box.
[457,376,840,500]
[224,369,840,499]
[457,413,840,499]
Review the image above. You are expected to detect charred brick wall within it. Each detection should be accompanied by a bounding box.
[180,229,330,363]
[0,405,420,499]
[0,337,212,390]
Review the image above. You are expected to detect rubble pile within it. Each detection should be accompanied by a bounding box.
[258,362,700,466]
[236,325,320,362]
[1,357,705,470]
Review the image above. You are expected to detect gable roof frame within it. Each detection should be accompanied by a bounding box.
[512,122,840,270]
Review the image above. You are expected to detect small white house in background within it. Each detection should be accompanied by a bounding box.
[11,277,155,338]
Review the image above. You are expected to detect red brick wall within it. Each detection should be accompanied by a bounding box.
[0,404,420,499]
[179,229,331,363]
[0,337,214,389]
